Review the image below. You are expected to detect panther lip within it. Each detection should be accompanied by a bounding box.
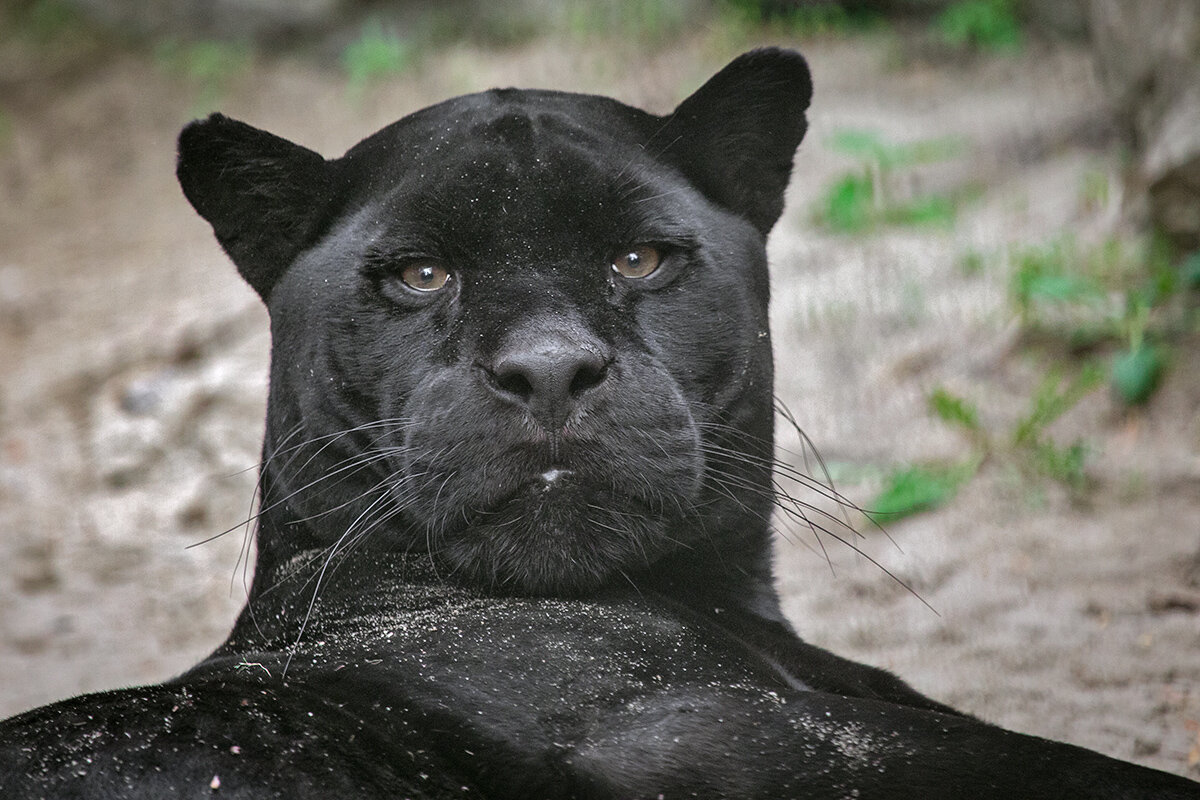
[463,469,581,519]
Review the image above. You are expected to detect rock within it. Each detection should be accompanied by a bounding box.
[90,366,193,486]
[1089,0,1200,251]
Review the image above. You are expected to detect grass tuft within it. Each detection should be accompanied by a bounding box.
[935,0,1022,52]
[868,462,976,523]
[342,19,413,95]
[816,130,965,233]
[1005,236,1195,407]
[1111,344,1166,406]
[877,367,1104,522]
[718,0,883,38]
[155,39,252,115]
[565,0,690,41]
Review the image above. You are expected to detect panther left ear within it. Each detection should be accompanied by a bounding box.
[660,48,812,236]
[177,114,336,302]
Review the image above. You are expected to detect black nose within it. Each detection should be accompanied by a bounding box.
[487,340,609,428]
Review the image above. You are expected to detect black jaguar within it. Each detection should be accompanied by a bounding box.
[1,48,1195,799]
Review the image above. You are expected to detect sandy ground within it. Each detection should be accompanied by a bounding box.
[0,22,1197,780]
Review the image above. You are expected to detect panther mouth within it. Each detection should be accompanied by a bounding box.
[397,387,705,594]
[455,468,626,531]
[432,473,675,595]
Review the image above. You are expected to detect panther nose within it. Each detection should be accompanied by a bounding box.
[486,340,609,428]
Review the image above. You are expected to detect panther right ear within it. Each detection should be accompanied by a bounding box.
[177,114,335,302]
[659,48,812,237]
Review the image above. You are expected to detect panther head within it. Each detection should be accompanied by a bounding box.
[177,49,811,598]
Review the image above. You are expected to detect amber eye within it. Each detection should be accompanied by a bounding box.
[611,246,662,279]
[400,261,451,292]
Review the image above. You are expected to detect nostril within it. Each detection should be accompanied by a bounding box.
[494,369,534,402]
[568,359,606,397]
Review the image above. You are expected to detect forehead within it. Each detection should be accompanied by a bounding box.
[348,88,654,171]
[339,90,672,235]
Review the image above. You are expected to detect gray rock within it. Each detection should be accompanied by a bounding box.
[1089,0,1200,250]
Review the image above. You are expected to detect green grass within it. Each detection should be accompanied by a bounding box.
[1005,236,1197,407]
[1011,366,1102,449]
[936,233,1200,503]
[342,20,413,94]
[718,0,883,37]
[929,386,983,436]
[867,462,976,523]
[935,0,1022,52]
[1111,343,1165,406]
[1181,251,1200,290]
[827,129,964,169]
[873,364,1105,522]
[822,173,875,233]
[155,39,252,114]
[1010,366,1103,489]
[422,3,547,47]
[1010,242,1106,323]
[4,0,110,65]
[816,130,965,233]
[883,195,956,228]
[565,0,690,40]
[13,0,84,42]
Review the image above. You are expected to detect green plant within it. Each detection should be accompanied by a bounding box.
[1006,236,1193,406]
[822,173,875,233]
[16,0,83,42]
[7,0,109,61]
[1010,367,1100,448]
[935,0,1022,52]
[875,365,1104,521]
[1009,242,1106,323]
[867,462,976,523]
[1111,343,1165,406]
[827,129,963,168]
[885,195,956,228]
[718,0,882,38]
[863,390,982,523]
[816,129,964,233]
[929,386,983,437]
[342,20,413,94]
[1181,251,1200,290]
[155,39,252,114]
[881,236,1197,520]
[1010,365,1103,488]
[565,0,689,40]
[421,3,547,47]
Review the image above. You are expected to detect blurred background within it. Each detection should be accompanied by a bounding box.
[0,0,1197,779]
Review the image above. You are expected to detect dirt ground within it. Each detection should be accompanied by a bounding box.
[0,21,1197,780]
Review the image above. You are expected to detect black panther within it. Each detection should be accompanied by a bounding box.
[1,48,1196,798]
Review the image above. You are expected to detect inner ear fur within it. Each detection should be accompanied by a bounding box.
[660,48,812,236]
[177,113,336,301]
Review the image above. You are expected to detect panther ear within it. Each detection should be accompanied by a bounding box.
[177,114,335,301]
[660,48,812,236]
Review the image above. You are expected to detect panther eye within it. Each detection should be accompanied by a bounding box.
[399,261,452,292]
[611,246,661,279]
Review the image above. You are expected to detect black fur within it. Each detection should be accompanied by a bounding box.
[2,49,1196,799]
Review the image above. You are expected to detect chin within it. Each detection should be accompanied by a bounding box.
[434,482,674,596]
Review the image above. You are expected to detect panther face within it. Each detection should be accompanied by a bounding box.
[177,50,811,595]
